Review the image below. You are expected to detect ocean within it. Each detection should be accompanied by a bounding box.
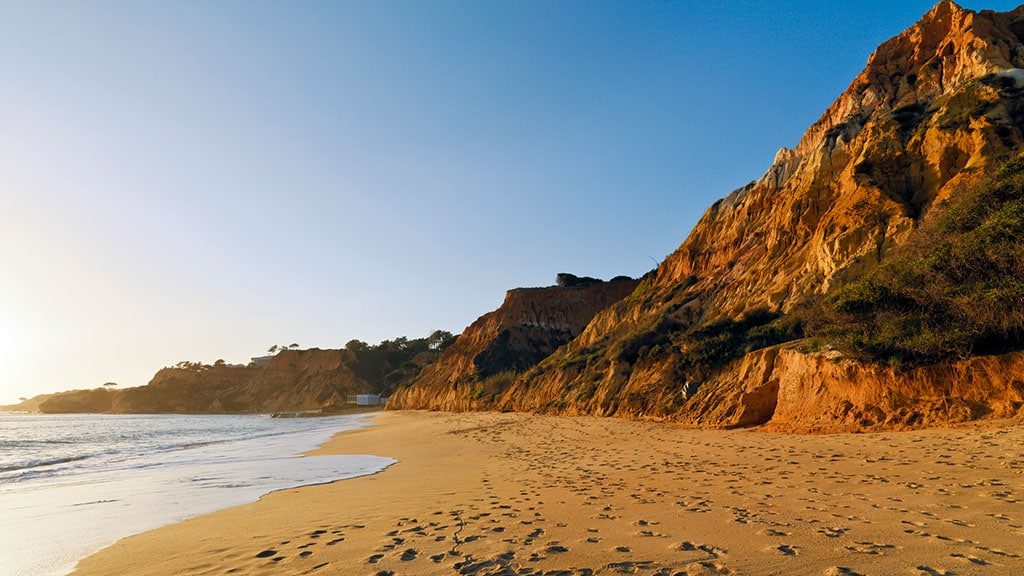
[0,413,394,576]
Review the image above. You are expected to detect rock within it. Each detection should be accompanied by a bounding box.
[388,278,638,411]
[556,273,604,288]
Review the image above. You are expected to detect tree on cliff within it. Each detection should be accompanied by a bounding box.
[427,330,456,351]
[556,273,603,287]
[345,339,369,351]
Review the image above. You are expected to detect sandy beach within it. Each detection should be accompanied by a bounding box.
[72,411,1024,576]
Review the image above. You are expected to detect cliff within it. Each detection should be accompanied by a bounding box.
[495,344,1024,432]
[388,275,638,411]
[391,2,1024,431]
[650,0,1024,313]
[37,347,438,414]
[0,393,55,412]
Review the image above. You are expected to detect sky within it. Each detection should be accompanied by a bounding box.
[1,0,1020,403]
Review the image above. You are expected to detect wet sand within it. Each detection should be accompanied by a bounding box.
[72,411,1024,576]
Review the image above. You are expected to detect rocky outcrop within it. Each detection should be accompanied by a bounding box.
[556,273,604,288]
[37,348,438,414]
[388,276,638,411]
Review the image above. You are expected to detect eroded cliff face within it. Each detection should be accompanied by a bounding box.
[655,1,1024,314]
[499,2,1024,428]
[37,348,436,414]
[495,345,1024,432]
[388,277,638,411]
[392,2,1024,432]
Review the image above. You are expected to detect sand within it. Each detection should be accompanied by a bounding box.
[71,411,1024,576]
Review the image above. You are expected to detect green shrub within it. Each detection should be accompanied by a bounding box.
[556,346,603,369]
[812,156,1024,365]
[612,305,803,378]
[676,308,802,378]
[468,370,518,400]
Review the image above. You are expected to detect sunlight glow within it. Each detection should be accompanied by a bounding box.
[0,310,15,398]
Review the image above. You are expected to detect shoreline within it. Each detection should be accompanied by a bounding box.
[1,412,390,576]
[0,405,386,417]
[70,410,1024,575]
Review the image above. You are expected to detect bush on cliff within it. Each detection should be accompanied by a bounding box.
[814,156,1024,365]
[466,371,518,400]
[675,309,803,378]
[615,306,803,379]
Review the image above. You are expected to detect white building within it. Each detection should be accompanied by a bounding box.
[349,394,387,406]
[250,355,275,368]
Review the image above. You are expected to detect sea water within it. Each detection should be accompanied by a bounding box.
[0,413,394,576]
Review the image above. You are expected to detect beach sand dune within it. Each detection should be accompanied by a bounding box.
[72,411,1024,575]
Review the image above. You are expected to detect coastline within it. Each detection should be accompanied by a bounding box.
[0,412,390,576]
[70,410,1024,575]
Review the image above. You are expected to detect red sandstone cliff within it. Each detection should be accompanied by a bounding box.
[392,2,1024,431]
[388,276,638,410]
[495,344,1024,432]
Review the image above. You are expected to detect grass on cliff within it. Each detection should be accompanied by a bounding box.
[466,370,518,400]
[676,310,803,376]
[614,307,803,380]
[811,156,1024,365]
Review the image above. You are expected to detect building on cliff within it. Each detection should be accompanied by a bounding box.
[249,355,275,368]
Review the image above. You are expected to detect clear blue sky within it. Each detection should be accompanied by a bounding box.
[1,1,1019,402]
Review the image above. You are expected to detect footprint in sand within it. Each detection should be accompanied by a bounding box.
[546,544,569,554]
[775,544,799,556]
[607,560,655,572]
[844,541,895,555]
[975,545,1020,558]
[951,552,988,565]
[678,542,727,559]
[823,568,864,576]
[915,566,955,576]
[678,559,733,575]
[817,526,848,538]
